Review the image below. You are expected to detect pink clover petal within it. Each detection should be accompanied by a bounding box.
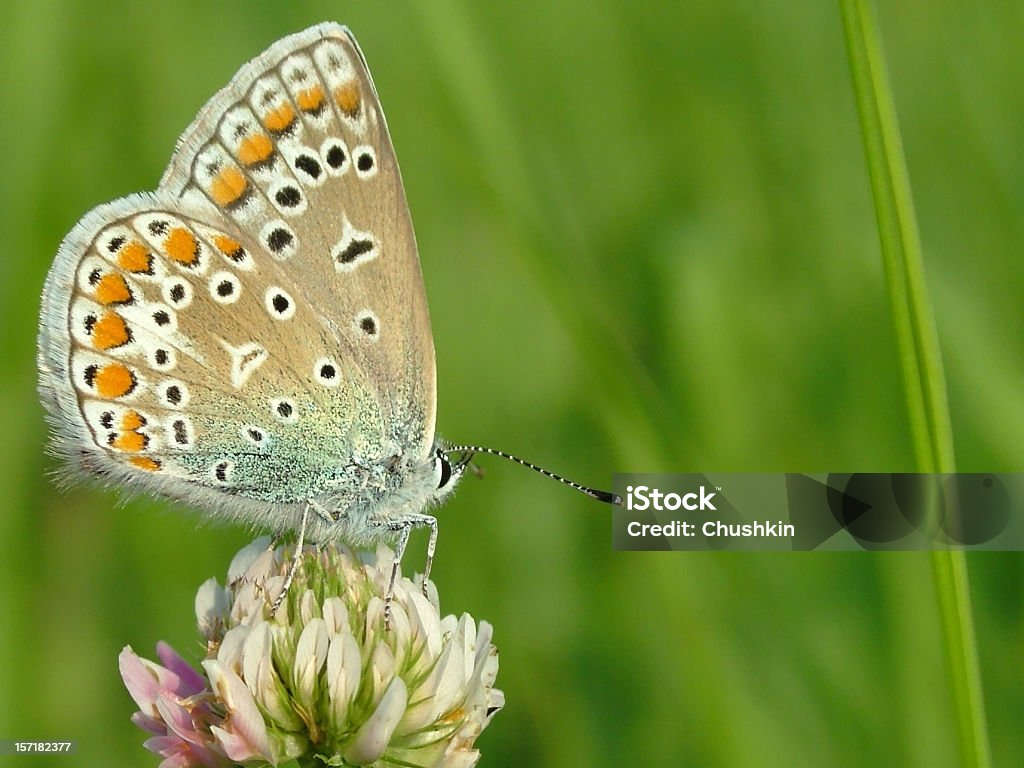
[156,641,208,697]
[131,711,167,735]
[143,734,183,755]
[155,743,223,768]
[209,725,265,764]
[145,734,227,768]
[184,743,227,768]
[119,646,165,715]
[203,660,273,761]
[154,692,208,747]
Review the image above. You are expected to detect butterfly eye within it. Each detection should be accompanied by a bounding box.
[436,451,453,490]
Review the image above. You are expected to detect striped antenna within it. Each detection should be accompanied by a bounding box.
[444,444,623,506]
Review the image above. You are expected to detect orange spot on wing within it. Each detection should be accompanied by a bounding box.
[297,85,325,113]
[262,103,296,134]
[213,234,245,260]
[130,456,161,472]
[113,430,147,452]
[94,273,133,305]
[334,81,361,117]
[117,242,153,273]
[91,312,132,350]
[120,410,146,431]
[165,227,200,265]
[95,363,136,399]
[237,132,274,166]
[210,167,249,208]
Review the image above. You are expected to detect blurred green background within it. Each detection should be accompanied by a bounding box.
[1,1,1021,766]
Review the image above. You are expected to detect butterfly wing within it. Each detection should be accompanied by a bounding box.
[38,24,437,523]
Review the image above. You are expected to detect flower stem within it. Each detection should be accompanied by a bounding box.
[838,1,991,766]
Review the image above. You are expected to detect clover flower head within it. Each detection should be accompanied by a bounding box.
[120,539,503,767]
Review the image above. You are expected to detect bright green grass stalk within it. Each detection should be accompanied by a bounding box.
[839,1,992,766]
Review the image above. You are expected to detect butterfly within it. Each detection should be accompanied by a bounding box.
[37,22,618,620]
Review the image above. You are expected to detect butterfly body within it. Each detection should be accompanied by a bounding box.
[37,23,462,549]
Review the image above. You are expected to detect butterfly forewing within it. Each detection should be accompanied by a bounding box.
[38,24,437,511]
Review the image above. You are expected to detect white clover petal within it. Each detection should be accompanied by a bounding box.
[423,614,475,721]
[440,613,459,636]
[372,544,397,582]
[368,641,398,702]
[322,596,350,635]
[298,588,319,625]
[326,632,361,728]
[227,538,272,583]
[242,622,302,731]
[475,621,494,667]
[406,589,443,661]
[387,601,413,671]
[293,618,329,706]
[264,576,288,622]
[240,622,270,692]
[476,635,500,694]
[343,676,408,765]
[396,690,439,736]
[364,596,387,641]
[216,625,251,674]
[421,576,440,607]
[195,577,229,639]
[230,579,267,626]
[484,687,505,726]
[465,643,499,710]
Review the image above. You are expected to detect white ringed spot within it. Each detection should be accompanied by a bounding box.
[354,309,380,342]
[157,379,190,409]
[167,416,195,450]
[285,145,326,186]
[270,397,299,423]
[265,287,296,321]
[148,346,177,372]
[313,357,341,387]
[241,424,269,447]
[260,220,297,260]
[209,271,242,304]
[320,138,350,176]
[352,145,378,179]
[269,180,307,216]
[211,459,234,484]
[140,303,178,334]
[162,277,193,309]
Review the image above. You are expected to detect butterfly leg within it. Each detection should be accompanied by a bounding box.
[379,513,437,630]
[309,497,341,523]
[271,503,311,615]
[422,516,438,597]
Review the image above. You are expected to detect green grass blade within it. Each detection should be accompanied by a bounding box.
[839,1,992,766]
